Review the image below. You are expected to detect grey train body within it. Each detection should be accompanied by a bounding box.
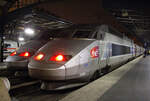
[28,25,144,90]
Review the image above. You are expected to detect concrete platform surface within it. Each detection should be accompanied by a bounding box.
[0,78,11,101]
[61,56,148,101]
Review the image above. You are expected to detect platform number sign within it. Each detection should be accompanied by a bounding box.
[90,46,99,58]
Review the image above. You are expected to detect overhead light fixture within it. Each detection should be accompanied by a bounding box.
[24,28,35,35]
[18,37,24,41]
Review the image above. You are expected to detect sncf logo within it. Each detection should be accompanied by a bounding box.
[90,46,99,58]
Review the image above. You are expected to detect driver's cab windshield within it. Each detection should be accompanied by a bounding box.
[47,28,94,39]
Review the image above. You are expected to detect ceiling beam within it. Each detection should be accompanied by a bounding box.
[120,20,150,24]
[116,17,150,21]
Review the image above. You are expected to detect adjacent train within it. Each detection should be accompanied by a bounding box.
[6,40,47,70]
[28,25,144,90]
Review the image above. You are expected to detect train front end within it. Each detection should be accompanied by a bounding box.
[28,39,96,90]
[6,40,47,70]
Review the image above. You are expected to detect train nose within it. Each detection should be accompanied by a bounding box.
[28,63,66,80]
[29,50,74,80]
[6,51,32,70]
[28,39,93,81]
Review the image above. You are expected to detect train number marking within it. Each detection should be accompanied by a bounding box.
[90,46,99,58]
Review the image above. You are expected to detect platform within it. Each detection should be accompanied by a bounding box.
[61,55,150,101]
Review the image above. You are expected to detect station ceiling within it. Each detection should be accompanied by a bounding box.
[0,0,72,41]
[0,0,150,45]
[103,0,150,44]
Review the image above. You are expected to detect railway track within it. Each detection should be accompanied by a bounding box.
[0,67,77,101]
[10,82,79,101]
[0,69,37,85]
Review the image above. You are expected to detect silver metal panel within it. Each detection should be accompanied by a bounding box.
[28,65,66,80]
[78,41,99,78]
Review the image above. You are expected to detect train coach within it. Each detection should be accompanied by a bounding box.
[28,25,144,90]
[6,40,47,71]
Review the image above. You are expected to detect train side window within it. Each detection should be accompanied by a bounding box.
[73,30,91,38]
[112,44,130,56]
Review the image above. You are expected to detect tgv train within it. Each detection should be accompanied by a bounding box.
[6,40,47,70]
[28,25,144,90]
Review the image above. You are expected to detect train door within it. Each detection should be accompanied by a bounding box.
[105,42,111,66]
[96,27,109,70]
[135,44,137,57]
[91,28,105,70]
[99,41,107,69]
[131,43,134,57]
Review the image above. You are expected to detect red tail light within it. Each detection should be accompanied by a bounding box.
[50,55,65,62]
[10,51,17,56]
[34,53,44,61]
[50,54,72,62]
[19,52,30,57]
